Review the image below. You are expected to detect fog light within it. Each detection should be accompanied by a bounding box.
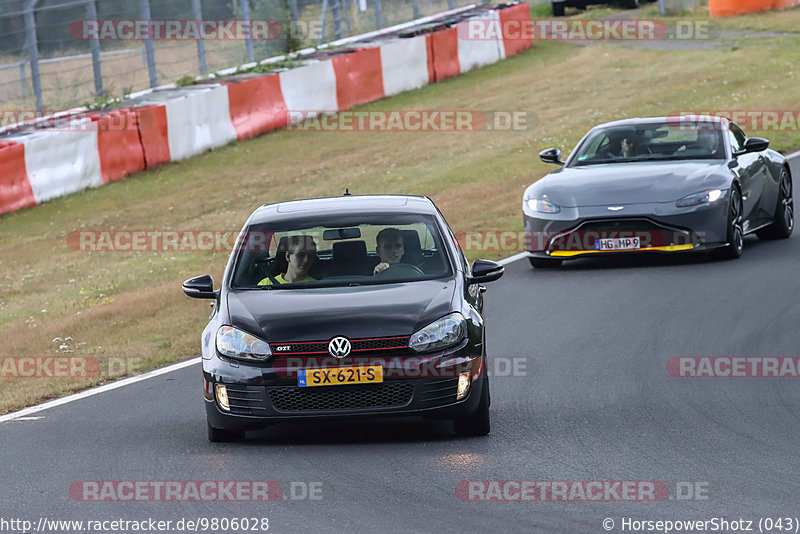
[215,384,230,411]
[456,372,471,400]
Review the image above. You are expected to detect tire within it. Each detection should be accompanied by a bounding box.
[716,187,744,260]
[207,422,245,442]
[454,377,490,437]
[529,256,563,269]
[756,167,794,240]
[552,2,565,16]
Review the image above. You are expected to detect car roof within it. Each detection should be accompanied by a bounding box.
[248,194,438,224]
[592,115,731,130]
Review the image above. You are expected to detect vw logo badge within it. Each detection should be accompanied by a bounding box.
[328,336,351,358]
[608,206,624,211]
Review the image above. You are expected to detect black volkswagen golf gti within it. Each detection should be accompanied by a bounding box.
[183,195,504,441]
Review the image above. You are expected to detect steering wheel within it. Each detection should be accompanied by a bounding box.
[375,263,424,278]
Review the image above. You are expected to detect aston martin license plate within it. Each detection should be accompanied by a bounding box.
[298,366,383,387]
[595,237,641,251]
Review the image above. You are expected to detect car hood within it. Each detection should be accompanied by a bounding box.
[226,279,456,342]
[526,161,730,207]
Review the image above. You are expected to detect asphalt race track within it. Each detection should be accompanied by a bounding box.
[1,158,798,534]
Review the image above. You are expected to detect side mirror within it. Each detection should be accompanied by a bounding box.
[743,137,769,154]
[539,147,564,166]
[183,275,218,299]
[469,260,504,284]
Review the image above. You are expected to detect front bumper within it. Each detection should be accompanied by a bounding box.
[522,199,730,260]
[203,345,485,431]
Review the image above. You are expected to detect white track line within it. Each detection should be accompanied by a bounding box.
[497,251,529,266]
[0,357,200,423]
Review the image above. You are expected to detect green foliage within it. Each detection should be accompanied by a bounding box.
[176,75,197,87]
[530,3,554,17]
[81,93,123,111]
[234,58,303,74]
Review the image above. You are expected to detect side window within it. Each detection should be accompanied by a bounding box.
[728,124,746,153]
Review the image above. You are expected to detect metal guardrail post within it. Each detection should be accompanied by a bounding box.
[288,0,300,23]
[374,0,382,29]
[411,0,421,20]
[23,0,44,111]
[86,0,104,97]
[447,0,454,10]
[19,62,27,97]
[319,0,329,46]
[239,0,255,63]
[192,0,207,75]
[332,0,344,40]
[139,0,158,88]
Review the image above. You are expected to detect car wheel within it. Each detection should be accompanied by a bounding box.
[454,377,490,437]
[529,257,563,269]
[756,167,794,240]
[716,187,744,260]
[552,2,565,16]
[207,422,245,442]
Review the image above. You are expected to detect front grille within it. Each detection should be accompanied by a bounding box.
[549,219,694,252]
[224,384,268,416]
[351,337,409,351]
[270,336,410,355]
[268,382,414,412]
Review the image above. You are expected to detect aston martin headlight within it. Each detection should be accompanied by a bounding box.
[216,325,271,361]
[526,198,561,213]
[676,189,724,208]
[408,313,466,353]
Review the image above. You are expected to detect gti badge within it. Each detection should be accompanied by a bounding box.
[328,337,351,358]
[608,206,624,211]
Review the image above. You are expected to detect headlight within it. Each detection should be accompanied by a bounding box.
[408,313,466,353]
[526,198,561,213]
[216,325,272,361]
[676,189,724,208]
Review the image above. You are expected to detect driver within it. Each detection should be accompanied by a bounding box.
[258,235,317,285]
[373,227,405,275]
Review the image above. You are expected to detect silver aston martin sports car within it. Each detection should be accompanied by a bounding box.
[523,116,794,268]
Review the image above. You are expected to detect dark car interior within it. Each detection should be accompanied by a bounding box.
[233,228,449,287]
[575,126,726,165]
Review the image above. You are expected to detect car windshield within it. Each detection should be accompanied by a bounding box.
[230,213,453,289]
[571,121,726,166]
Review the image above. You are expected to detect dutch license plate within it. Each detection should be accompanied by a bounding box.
[298,365,383,387]
[595,237,641,251]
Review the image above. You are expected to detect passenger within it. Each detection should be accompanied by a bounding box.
[676,130,720,156]
[373,227,405,275]
[621,136,648,158]
[258,235,317,285]
[697,130,720,156]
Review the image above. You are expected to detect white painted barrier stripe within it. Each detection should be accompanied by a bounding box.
[456,10,505,74]
[22,126,103,203]
[0,357,200,424]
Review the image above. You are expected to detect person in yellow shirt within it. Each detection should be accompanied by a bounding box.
[258,235,317,286]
